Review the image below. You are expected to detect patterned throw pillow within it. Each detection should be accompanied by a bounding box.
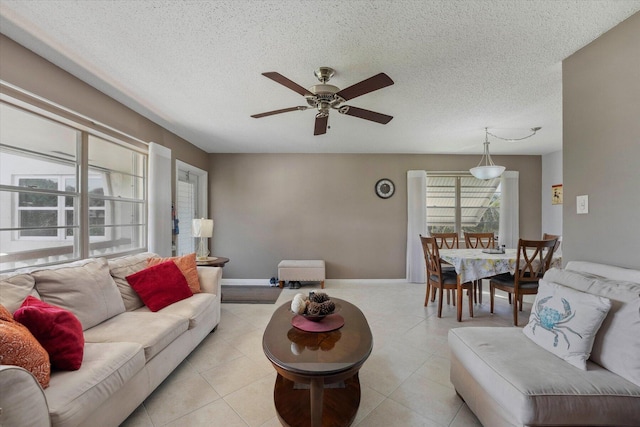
[523,280,612,370]
[14,296,84,371]
[126,260,193,312]
[147,253,201,293]
[0,304,50,388]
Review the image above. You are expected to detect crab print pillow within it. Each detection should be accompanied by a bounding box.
[523,279,612,370]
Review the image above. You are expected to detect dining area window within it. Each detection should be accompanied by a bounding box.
[426,174,501,237]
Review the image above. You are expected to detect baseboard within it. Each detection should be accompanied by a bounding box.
[221,278,272,286]
[221,278,410,287]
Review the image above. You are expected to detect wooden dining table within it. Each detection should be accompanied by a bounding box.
[439,248,562,321]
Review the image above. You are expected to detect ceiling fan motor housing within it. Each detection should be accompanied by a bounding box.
[306,84,343,111]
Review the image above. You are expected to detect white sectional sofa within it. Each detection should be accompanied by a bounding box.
[0,252,222,427]
[449,261,640,427]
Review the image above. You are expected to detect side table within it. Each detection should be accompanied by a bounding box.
[196,256,229,267]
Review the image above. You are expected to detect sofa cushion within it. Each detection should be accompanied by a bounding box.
[108,252,157,311]
[449,327,640,426]
[83,311,188,361]
[135,292,216,330]
[523,280,611,370]
[544,268,640,386]
[147,252,201,293]
[0,304,50,388]
[31,258,125,330]
[44,341,145,427]
[565,261,640,283]
[0,272,39,314]
[126,260,193,312]
[14,296,84,371]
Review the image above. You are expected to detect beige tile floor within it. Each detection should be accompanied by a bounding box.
[121,281,524,427]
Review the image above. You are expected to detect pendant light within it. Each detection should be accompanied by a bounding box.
[470,127,541,180]
[470,128,505,180]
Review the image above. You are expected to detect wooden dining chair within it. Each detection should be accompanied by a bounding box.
[420,235,473,318]
[543,233,562,253]
[489,238,558,326]
[464,232,495,249]
[432,232,459,249]
[463,232,496,304]
[431,233,459,305]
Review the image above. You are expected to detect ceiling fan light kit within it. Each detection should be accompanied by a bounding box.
[251,67,394,135]
[470,127,541,180]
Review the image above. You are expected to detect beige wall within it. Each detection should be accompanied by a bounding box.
[0,34,545,278]
[0,34,209,190]
[562,12,640,269]
[210,154,542,279]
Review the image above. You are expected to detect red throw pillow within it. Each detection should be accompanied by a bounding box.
[147,253,201,293]
[14,296,84,371]
[126,260,193,312]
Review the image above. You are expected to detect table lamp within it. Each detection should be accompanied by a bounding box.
[192,218,214,260]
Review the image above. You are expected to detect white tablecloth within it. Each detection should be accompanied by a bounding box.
[439,248,562,283]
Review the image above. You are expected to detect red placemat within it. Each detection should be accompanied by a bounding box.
[291,314,345,332]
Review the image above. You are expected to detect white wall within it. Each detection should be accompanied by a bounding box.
[541,150,563,236]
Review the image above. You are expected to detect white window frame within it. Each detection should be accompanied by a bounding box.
[426,173,501,237]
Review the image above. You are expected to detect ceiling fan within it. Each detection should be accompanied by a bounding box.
[251,67,394,135]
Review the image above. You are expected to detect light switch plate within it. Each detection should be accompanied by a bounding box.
[577,195,589,214]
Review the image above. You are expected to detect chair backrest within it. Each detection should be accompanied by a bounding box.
[419,235,442,280]
[464,232,495,249]
[431,232,459,249]
[542,233,562,252]
[514,238,558,284]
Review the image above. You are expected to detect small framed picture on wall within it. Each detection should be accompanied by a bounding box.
[552,184,563,205]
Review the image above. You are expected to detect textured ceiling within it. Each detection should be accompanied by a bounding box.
[1,1,638,155]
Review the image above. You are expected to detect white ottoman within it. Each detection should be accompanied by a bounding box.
[278,260,325,289]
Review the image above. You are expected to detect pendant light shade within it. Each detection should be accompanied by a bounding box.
[470,164,506,180]
[470,128,505,180]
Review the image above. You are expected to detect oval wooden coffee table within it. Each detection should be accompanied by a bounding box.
[263,298,372,427]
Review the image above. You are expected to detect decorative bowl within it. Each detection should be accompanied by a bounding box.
[298,303,341,322]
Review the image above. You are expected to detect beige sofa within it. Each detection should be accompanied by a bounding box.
[449,261,640,427]
[0,252,222,427]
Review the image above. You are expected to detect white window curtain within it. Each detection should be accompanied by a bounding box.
[498,171,519,248]
[406,170,427,283]
[148,142,172,256]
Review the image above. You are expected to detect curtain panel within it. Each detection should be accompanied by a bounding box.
[148,142,172,256]
[406,170,427,283]
[499,171,519,248]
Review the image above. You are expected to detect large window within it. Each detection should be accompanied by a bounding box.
[0,100,147,272]
[426,174,501,237]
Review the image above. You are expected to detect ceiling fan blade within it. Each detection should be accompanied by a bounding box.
[314,115,328,135]
[338,105,393,124]
[251,106,309,118]
[262,72,313,97]
[336,73,394,101]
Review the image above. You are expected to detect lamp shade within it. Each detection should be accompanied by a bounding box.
[192,218,214,238]
[470,165,506,180]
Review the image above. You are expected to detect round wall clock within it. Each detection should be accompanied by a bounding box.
[375,178,395,199]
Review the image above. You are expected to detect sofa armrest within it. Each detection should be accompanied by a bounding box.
[197,266,222,296]
[0,365,51,427]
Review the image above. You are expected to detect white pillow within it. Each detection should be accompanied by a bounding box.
[32,258,125,330]
[523,279,611,370]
